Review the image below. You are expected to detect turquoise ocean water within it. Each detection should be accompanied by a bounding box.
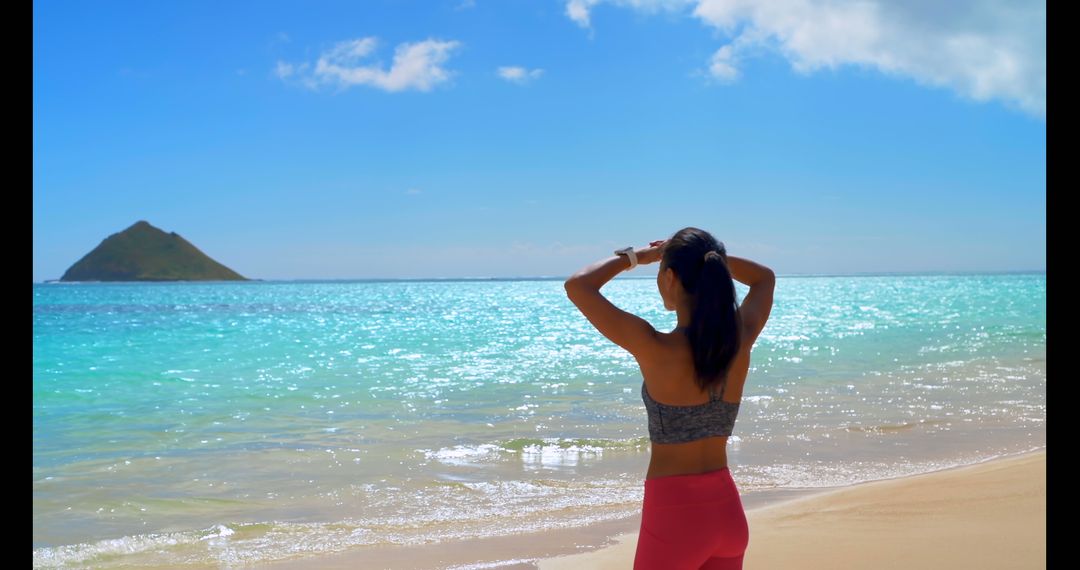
[33,274,1045,568]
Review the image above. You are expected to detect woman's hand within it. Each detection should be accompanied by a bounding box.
[636,240,668,265]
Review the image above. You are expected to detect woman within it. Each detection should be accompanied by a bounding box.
[564,227,775,570]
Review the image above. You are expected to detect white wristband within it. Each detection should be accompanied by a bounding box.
[614,246,637,270]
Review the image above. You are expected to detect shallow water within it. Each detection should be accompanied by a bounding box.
[33,274,1046,567]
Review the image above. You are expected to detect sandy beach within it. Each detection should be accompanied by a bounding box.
[255,448,1045,569]
[539,449,1046,570]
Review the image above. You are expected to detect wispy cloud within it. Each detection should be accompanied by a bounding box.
[274,61,296,79]
[497,66,544,84]
[277,36,463,93]
[267,31,292,52]
[455,0,477,10]
[405,188,422,195]
[564,0,1046,119]
[566,0,692,29]
[704,43,741,83]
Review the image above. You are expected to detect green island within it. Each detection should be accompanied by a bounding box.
[57,220,249,282]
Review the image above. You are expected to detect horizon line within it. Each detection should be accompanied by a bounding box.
[35,268,1046,284]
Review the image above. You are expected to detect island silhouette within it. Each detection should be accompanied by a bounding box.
[57,220,249,282]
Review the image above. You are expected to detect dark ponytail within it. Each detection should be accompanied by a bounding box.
[661,228,742,394]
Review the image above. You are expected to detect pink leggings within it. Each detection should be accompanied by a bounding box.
[634,467,749,570]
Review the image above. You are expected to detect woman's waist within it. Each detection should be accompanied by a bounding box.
[646,447,729,480]
[646,464,729,481]
[643,465,739,505]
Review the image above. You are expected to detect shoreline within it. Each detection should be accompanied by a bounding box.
[257,447,1045,569]
[539,447,1046,570]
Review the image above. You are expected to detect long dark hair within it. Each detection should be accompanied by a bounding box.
[660,227,742,393]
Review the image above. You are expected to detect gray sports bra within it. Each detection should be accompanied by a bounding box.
[642,379,740,444]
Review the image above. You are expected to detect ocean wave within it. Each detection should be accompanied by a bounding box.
[417,437,651,467]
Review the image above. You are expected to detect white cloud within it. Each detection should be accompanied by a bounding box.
[497,66,545,84]
[706,44,740,82]
[566,0,694,28]
[565,0,1046,119]
[455,0,477,10]
[406,188,422,195]
[274,61,295,79]
[278,36,463,93]
[566,0,599,28]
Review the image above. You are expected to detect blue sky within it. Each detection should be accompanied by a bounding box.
[33,0,1046,281]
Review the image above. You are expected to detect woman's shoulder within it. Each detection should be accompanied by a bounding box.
[654,326,755,355]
